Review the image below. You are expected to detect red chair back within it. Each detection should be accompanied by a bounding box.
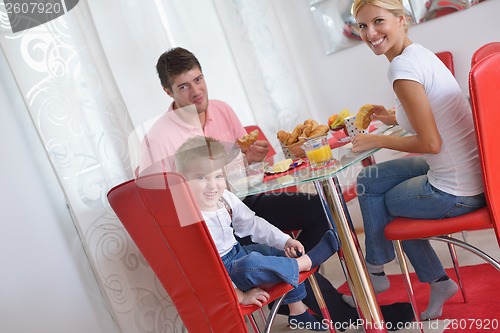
[107,173,249,333]
[471,42,500,67]
[435,51,454,76]
[469,52,500,246]
[244,125,276,158]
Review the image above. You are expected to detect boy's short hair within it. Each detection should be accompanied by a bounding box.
[175,136,228,175]
[156,47,202,91]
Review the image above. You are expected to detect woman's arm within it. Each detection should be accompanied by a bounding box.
[352,80,442,154]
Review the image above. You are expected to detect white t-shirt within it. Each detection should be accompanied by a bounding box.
[201,190,291,257]
[388,43,483,196]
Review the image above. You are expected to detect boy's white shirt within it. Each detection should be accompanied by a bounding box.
[200,190,291,257]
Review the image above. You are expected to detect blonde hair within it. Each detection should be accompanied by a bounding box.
[175,136,228,175]
[352,0,409,32]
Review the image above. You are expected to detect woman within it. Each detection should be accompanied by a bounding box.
[346,0,485,320]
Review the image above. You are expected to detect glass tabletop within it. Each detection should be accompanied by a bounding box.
[233,124,406,198]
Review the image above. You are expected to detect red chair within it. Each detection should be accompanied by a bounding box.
[471,42,500,67]
[384,52,500,325]
[435,51,454,76]
[107,172,334,333]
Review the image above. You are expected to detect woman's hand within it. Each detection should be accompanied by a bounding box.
[239,287,270,306]
[351,133,380,153]
[284,238,305,258]
[244,140,269,163]
[371,105,397,126]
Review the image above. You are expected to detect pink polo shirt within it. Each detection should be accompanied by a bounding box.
[139,99,247,174]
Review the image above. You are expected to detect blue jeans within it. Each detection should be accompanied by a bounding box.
[356,157,485,282]
[221,243,306,304]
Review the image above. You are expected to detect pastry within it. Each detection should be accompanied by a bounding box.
[277,130,290,144]
[355,104,374,130]
[237,129,259,149]
[308,124,329,138]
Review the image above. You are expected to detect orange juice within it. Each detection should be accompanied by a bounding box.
[302,135,335,169]
[306,144,333,168]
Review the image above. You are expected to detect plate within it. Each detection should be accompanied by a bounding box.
[337,136,352,143]
[265,159,304,174]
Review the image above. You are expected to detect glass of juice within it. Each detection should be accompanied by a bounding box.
[301,135,335,169]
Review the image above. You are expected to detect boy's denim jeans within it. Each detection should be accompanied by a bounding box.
[222,243,306,304]
[357,157,485,282]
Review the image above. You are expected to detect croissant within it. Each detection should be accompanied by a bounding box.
[277,130,290,144]
[303,119,319,129]
[302,123,314,137]
[308,124,329,138]
[286,124,304,145]
[237,129,259,149]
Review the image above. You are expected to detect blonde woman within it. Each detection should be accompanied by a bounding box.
[347,0,485,320]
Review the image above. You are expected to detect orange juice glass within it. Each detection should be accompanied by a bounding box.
[302,135,335,169]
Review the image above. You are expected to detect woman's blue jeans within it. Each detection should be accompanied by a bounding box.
[222,243,306,304]
[356,157,485,282]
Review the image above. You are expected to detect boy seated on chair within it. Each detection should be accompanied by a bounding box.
[175,135,339,331]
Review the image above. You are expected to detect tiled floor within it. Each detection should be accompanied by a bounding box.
[251,209,500,332]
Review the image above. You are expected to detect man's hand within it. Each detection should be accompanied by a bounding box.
[244,140,269,163]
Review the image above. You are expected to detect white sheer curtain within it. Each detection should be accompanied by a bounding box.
[1,0,312,331]
[213,0,312,151]
[0,1,185,332]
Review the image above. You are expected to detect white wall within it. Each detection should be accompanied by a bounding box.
[274,0,500,123]
[0,53,119,333]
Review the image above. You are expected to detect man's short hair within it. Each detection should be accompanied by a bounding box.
[156,47,202,90]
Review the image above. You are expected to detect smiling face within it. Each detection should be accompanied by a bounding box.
[165,67,209,114]
[355,4,408,61]
[185,163,227,212]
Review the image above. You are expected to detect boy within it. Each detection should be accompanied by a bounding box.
[175,136,339,331]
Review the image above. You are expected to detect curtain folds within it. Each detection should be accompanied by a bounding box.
[1,2,184,332]
[213,0,312,151]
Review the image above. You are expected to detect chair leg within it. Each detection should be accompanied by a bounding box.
[461,230,469,243]
[446,236,467,303]
[263,295,286,333]
[247,313,261,333]
[257,308,266,325]
[393,240,425,333]
[308,273,336,333]
[429,235,500,271]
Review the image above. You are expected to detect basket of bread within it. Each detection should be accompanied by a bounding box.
[276,119,329,160]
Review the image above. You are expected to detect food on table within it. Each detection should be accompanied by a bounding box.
[308,124,329,138]
[272,158,293,173]
[277,130,290,145]
[237,129,259,149]
[355,104,375,130]
[328,109,351,130]
[276,119,330,146]
[303,119,319,129]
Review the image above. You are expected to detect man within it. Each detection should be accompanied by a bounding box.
[139,47,331,252]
